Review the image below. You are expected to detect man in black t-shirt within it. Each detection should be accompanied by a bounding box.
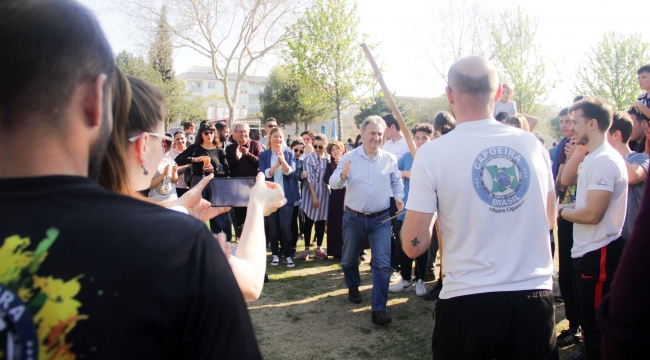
[0,1,261,359]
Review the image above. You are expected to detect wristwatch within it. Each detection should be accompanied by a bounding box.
[558,207,564,219]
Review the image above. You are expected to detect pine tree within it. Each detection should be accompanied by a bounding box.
[149,6,173,83]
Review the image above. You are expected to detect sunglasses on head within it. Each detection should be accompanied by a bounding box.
[314,145,325,150]
[293,149,304,154]
[203,130,215,135]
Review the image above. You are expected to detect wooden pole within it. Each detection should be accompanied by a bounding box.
[361,43,443,279]
[360,44,416,158]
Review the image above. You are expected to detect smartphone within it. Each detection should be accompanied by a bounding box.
[209,177,256,207]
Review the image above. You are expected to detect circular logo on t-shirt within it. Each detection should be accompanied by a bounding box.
[472,146,530,208]
[0,287,38,360]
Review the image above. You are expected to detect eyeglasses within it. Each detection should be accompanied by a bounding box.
[267,124,277,128]
[129,132,174,143]
[235,130,248,134]
[293,149,304,154]
[203,131,215,135]
[303,137,312,142]
[314,145,325,150]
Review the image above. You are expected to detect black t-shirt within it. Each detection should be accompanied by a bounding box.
[0,176,261,359]
[175,144,229,178]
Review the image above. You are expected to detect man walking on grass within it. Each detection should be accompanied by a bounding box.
[330,115,404,326]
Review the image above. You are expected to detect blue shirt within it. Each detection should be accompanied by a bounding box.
[396,152,414,221]
[329,146,404,213]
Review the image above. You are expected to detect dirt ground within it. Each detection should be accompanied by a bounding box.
[248,237,581,360]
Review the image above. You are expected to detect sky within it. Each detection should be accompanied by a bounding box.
[81,0,648,108]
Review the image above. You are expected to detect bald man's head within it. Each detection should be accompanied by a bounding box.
[447,56,499,102]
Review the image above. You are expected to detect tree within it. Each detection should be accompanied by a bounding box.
[574,32,650,110]
[549,116,562,140]
[491,7,559,115]
[397,95,450,124]
[286,0,375,140]
[354,92,412,128]
[149,6,173,83]
[261,65,332,135]
[422,0,493,82]
[115,50,204,126]
[120,0,307,126]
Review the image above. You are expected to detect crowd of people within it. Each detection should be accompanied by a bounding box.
[1,1,649,359]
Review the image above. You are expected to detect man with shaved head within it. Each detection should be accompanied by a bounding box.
[402,56,557,359]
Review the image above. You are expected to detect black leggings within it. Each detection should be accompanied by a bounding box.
[395,220,429,281]
[291,205,301,250]
[304,216,325,247]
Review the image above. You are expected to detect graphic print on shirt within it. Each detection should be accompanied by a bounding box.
[1,228,86,360]
[472,146,530,211]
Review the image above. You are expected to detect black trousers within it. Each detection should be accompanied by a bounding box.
[233,207,247,238]
[395,220,429,281]
[573,237,625,360]
[291,205,301,254]
[432,290,557,360]
[557,218,578,329]
[303,215,325,247]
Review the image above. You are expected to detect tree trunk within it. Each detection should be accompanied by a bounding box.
[336,101,342,141]
[295,119,300,136]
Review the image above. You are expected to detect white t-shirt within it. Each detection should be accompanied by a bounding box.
[407,119,554,299]
[148,157,179,203]
[572,143,628,258]
[383,136,410,160]
[494,101,517,117]
[383,136,410,197]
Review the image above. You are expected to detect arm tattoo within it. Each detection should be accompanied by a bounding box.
[411,238,420,247]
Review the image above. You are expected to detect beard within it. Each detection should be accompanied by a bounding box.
[575,133,589,146]
[87,105,112,181]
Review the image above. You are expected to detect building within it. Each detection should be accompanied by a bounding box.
[175,66,362,141]
[175,66,268,121]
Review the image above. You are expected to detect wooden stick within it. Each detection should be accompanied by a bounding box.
[360,44,416,158]
[381,210,407,223]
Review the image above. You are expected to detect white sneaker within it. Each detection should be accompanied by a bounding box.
[271,255,279,266]
[389,279,413,293]
[415,279,426,296]
[285,257,295,268]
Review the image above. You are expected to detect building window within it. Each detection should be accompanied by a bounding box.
[208,81,215,89]
[193,81,203,92]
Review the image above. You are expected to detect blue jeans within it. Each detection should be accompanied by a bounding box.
[341,208,392,311]
[267,202,294,258]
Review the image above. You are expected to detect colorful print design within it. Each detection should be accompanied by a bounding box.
[0,228,86,360]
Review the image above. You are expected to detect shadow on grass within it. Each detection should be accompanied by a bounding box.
[250,246,580,360]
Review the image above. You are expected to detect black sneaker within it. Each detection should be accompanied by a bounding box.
[424,284,442,301]
[348,288,362,304]
[372,310,392,325]
[567,346,586,360]
[557,328,582,346]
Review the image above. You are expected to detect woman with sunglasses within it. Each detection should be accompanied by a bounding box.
[176,122,231,237]
[324,141,348,259]
[259,127,300,267]
[99,71,285,303]
[301,130,316,156]
[147,133,179,203]
[299,134,330,260]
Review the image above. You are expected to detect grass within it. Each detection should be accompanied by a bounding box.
[247,234,582,359]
